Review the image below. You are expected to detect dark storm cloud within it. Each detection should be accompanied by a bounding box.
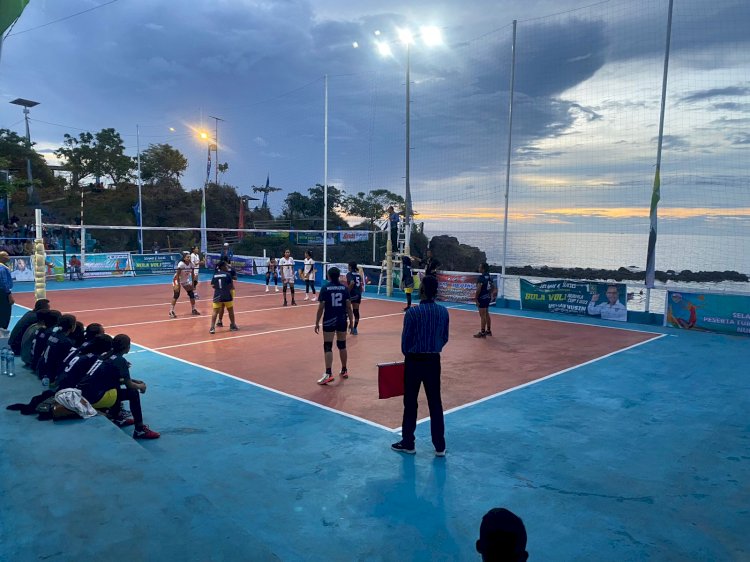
[681,87,750,103]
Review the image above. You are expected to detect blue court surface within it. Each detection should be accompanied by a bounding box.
[1,277,748,561]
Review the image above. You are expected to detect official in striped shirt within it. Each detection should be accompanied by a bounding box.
[392,275,450,456]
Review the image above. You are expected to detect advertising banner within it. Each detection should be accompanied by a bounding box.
[132,253,181,275]
[206,253,256,275]
[520,279,627,321]
[665,290,750,337]
[339,231,370,243]
[8,255,35,282]
[435,273,499,304]
[295,232,336,246]
[83,253,135,278]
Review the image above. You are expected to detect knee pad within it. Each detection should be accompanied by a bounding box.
[336,340,346,350]
[323,341,333,352]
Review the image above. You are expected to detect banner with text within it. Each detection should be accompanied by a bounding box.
[83,253,135,278]
[132,253,181,275]
[520,279,628,321]
[205,253,256,276]
[435,273,499,304]
[665,290,750,337]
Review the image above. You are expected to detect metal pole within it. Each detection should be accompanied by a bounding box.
[645,0,674,313]
[404,42,412,255]
[23,107,34,202]
[136,124,144,254]
[500,20,517,300]
[209,115,224,186]
[323,74,329,266]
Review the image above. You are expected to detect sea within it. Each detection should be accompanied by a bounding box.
[423,229,750,313]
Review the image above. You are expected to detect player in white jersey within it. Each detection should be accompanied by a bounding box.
[302,250,316,301]
[189,246,202,297]
[169,253,200,318]
[279,249,296,306]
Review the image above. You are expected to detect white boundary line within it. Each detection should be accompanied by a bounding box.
[131,342,398,433]
[104,302,319,329]
[149,311,405,350]
[397,332,669,431]
[62,292,277,314]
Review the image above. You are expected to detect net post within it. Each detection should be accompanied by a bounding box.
[386,227,393,296]
[33,208,46,300]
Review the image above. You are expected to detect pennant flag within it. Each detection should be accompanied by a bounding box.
[205,145,212,184]
[645,168,661,288]
[1,0,29,36]
[132,201,141,226]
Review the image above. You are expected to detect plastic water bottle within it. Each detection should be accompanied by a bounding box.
[1,348,6,376]
[7,352,15,378]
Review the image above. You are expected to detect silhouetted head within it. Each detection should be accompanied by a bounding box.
[328,267,340,282]
[476,508,528,562]
[113,334,131,355]
[420,275,438,301]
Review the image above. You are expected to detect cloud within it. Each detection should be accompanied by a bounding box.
[254,137,268,147]
[681,86,750,103]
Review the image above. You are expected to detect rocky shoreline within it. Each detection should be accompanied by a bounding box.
[497,265,749,284]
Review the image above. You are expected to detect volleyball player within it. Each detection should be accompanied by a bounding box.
[279,249,296,306]
[169,253,199,318]
[314,267,354,385]
[346,261,363,334]
[303,250,316,301]
[474,262,497,337]
[402,254,415,311]
[265,256,279,293]
[209,261,238,334]
[216,258,237,327]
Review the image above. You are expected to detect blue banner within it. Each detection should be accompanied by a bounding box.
[665,290,750,336]
[132,253,180,274]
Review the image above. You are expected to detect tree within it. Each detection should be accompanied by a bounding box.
[282,184,348,229]
[55,128,134,187]
[217,162,229,184]
[343,188,405,232]
[0,128,55,188]
[140,143,188,186]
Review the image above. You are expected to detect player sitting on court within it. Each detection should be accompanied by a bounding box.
[209,261,239,334]
[314,266,354,385]
[169,253,200,318]
[81,334,160,439]
[37,314,78,385]
[29,309,62,374]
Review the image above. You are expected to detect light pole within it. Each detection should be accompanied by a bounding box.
[208,115,224,186]
[9,98,39,204]
[199,131,212,255]
[375,26,442,255]
[136,124,144,254]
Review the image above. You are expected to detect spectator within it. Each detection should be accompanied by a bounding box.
[391,275,450,456]
[9,298,50,355]
[152,241,160,254]
[476,508,529,562]
[0,251,14,330]
[69,255,83,281]
[220,242,233,262]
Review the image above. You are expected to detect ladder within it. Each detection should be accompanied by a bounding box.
[377,222,407,294]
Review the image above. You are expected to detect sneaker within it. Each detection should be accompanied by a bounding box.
[317,373,335,385]
[283,301,288,307]
[229,324,239,331]
[169,310,177,318]
[340,369,349,379]
[435,449,446,457]
[265,286,270,293]
[292,300,297,306]
[473,331,486,338]
[216,321,224,327]
[485,330,492,337]
[351,327,358,335]
[209,327,215,334]
[275,287,279,293]
[304,295,309,301]
[191,309,201,316]
[312,296,317,302]
[114,417,135,427]
[133,425,160,440]
[391,441,416,454]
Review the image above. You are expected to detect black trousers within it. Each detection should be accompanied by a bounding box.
[401,353,445,451]
[305,279,316,293]
[0,293,11,330]
[113,388,143,426]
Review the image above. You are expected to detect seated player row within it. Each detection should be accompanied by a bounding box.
[6,298,160,439]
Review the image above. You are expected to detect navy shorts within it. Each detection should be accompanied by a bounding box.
[477,298,491,309]
[350,294,362,304]
[323,317,348,333]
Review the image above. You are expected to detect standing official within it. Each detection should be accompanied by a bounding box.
[0,251,14,330]
[391,275,450,456]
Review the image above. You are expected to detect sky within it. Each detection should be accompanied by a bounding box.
[1,0,749,268]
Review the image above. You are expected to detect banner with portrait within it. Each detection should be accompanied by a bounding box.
[520,279,627,321]
[665,290,750,337]
[83,253,135,278]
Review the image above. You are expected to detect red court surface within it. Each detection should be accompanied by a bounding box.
[17,282,660,429]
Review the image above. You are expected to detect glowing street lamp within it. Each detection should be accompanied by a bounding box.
[376,26,443,254]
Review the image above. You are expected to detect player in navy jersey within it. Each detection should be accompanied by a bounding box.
[314,267,354,385]
[474,262,497,338]
[215,259,238,328]
[209,261,238,334]
[346,261,364,335]
[37,314,77,384]
[402,255,415,311]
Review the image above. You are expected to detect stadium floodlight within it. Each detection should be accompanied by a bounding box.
[376,41,392,57]
[9,98,39,203]
[352,41,359,49]
[397,28,414,45]
[419,26,443,47]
